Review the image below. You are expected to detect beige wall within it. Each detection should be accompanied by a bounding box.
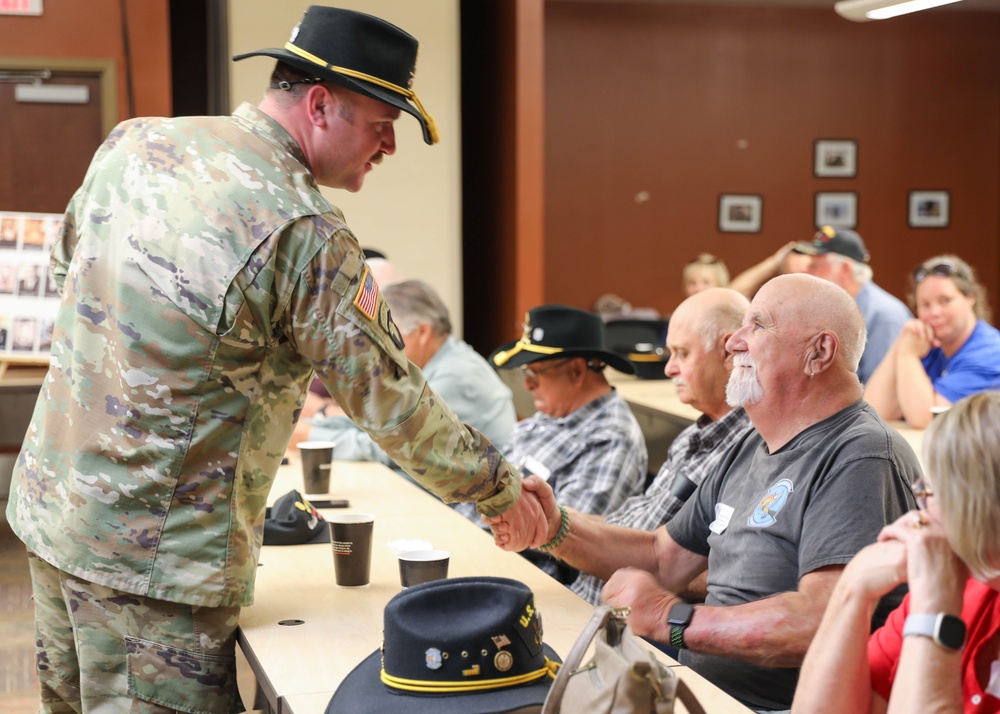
[228,0,465,331]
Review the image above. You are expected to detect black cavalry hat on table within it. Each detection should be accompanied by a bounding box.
[327,576,562,714]
[262,490,330,546]
[794,225,870,264]
[233,5,438,145]
[489,305,636,375]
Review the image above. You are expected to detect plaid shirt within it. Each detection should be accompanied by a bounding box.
[454,389,647,523]
[571,407,751,605]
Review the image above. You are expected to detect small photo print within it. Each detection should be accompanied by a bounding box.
[0,215,20,249]
[908,190,950,228]
[16,264,44,297]
[0,316,8,352]
[11,317,38,353]
[814,139,858,178]
[21,216,47,250]
[0,264,16,294]
[718,194,763,233]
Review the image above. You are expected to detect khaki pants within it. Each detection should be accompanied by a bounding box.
[28,552,241,714]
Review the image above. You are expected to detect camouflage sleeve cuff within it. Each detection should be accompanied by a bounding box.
[474,459,523,518]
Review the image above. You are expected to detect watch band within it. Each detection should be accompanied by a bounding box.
[669,624,687,650]
[666,601,695,650]
[902,612,966,651]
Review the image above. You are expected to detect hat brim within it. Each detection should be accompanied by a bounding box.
[327,644,562,714]
[792,241,824,256]
[489,341,635,375]
[233,49,433,145]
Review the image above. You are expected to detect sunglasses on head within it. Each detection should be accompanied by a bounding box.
[913,260,967,283]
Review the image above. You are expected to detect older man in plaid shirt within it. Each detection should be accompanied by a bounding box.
[454,305,647,579]
[571,288,752,604]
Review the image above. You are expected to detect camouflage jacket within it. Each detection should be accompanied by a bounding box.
[7,103,520,607]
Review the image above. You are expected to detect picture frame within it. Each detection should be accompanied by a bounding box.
[814,139,857,178]
[815,192,858,229]
[718,194,763,233]
[908,190,950,228]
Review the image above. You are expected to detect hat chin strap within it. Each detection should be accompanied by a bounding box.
[379,657,560,693]
[492,338,564,367]
[284,42,439,144]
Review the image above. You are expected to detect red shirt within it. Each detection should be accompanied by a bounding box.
[869,578,1000,713]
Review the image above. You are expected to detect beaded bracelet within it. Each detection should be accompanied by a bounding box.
[538,506,570,551]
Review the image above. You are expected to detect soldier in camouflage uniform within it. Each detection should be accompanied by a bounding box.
[6,7,542,712]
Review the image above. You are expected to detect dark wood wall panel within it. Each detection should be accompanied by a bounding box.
[543,3,1000,319]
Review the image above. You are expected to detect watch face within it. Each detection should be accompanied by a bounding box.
[667,602,695,627]
[937,614,967,650]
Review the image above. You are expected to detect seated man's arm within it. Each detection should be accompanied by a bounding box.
[605,563,844,669]
[510,475,705,586]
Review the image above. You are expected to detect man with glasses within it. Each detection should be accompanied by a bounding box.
[455,305,648,580]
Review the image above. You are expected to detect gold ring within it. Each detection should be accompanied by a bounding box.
[912,513,928,529]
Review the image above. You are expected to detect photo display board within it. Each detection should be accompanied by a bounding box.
[0,211,63,357]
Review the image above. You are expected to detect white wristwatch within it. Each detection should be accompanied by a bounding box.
[902,613,966,651]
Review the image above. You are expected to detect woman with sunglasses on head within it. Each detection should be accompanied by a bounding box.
[864,254,1000,428]
[792,391,1000,714]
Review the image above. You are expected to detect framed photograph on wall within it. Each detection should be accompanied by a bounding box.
[814,139,857,178]
[908,190,950,228]
[815,192,857,229]
[718,194,763,233]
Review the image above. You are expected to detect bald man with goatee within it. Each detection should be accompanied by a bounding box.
[494,274,923,713]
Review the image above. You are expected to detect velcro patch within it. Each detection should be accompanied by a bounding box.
[353,266,379,320]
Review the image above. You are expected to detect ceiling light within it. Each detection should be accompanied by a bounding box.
[835,0,964,22]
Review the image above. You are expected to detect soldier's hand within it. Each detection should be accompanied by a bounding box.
[519,475,563,548]
[485,484,546,552]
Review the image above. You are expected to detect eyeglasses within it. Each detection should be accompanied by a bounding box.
[913,260,966,284]
[270,77,325,91]
[911,477,934,511]
[520,358,571,382]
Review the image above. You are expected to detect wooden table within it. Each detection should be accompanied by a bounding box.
[237,459,753,714]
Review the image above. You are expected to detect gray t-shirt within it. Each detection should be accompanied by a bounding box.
[666,400,921,711]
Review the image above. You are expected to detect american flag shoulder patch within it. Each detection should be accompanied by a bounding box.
[353,266,379,320]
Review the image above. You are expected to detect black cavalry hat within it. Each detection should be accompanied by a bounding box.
[490,305,636,375]
[233,5,438,144]
[327,577,562,713]
[262,490,330,546]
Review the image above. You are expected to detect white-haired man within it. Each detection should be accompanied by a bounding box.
[494,275,921,712]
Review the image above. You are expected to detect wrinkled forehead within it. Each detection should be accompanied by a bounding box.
[746,282,809,333]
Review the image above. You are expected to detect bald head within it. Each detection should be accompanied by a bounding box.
[759,274,866,372]
[672,287,750,351]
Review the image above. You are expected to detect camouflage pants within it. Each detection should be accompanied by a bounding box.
[28,552,241,714]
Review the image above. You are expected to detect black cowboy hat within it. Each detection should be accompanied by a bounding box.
[327,577,562,713]
[233,5,438,145]
[489,305,635,375]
